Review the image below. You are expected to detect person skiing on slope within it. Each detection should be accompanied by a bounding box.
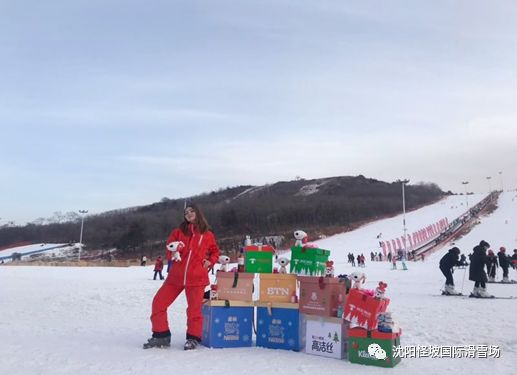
[439,247,462,295]
[469,240,492,298]
[486,249,499,282]
[497,247,511,282]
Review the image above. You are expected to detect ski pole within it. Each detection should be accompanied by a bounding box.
[460,266,467,294]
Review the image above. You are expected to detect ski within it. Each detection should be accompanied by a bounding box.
[468,294,517,299]
[432,294,517,299]
[441,291,463,296]
[486,281,517,284]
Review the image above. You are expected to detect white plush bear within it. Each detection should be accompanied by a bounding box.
[293,230,308,247]
[349,272,366,289]
[218,255,231,272]
[276,257,290,274]
[166,241,185,262]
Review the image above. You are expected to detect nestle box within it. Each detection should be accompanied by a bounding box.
[201,300,254,348]
[348,328,402,367]
[298,276,346,317]
[256,302,301,351]
[259,274,297,303]
[343,289,390,330]
[216,271,254,302]
[304,315,349,359]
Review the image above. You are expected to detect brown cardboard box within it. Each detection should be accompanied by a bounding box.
[298,276,346,317]
[259,273,297,303]
[216,271,254,301]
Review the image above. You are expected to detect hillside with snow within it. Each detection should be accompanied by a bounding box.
[1,193,516,375]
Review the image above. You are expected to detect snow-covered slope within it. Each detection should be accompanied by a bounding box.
[0,243,76,262]
[1,193,516,375]
[314,193,485,254]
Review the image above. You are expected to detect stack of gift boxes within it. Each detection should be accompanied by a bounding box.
[202,239,401,368]
[201,269,255,348]
[344,281,402,367]
[296,247,348,360]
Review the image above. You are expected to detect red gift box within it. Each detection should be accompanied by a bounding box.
[343,289,390,330]
[348,327,401,340]
[243,245,275,252]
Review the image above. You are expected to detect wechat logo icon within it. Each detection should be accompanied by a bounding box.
[368,343,387,360]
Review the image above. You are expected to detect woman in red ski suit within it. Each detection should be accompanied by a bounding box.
[143,203,220,350]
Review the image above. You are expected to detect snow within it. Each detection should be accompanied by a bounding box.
[296,182,327,196]
[0,243,75,262]
[233,186,266,199]
[1,193,517,375]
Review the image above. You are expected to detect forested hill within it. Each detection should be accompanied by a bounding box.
[0,175,444,256]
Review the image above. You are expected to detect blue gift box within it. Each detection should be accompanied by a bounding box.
[256,302,300,351]
[202,301,254,348]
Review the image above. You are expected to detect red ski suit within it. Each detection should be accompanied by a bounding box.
[154,258,163,271]
[151,224,220,340]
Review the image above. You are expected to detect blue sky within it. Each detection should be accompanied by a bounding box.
[1,0,517,225]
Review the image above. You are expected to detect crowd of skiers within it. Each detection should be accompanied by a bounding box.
[347,253,366,267]
[440,240,517,297]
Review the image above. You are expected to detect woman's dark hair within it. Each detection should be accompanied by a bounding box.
[179,203,210,235]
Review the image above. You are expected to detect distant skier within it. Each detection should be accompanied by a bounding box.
[153,256,164,280]
[469,240,492,298]
[347,253,355,266]
[512,249,517,269]
[141,255,147,266]
[486,250,499,282]
[397,249,408,270]
[439,247,461,295]
[458,254,468,267]
[497,247,510,282]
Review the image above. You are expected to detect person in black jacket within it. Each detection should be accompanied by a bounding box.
[512,249,517,269]
[458,254,468,267]
[469,240,492,297]
[439,247,462,295]
[486,250,499,282]
[497,247,511,282]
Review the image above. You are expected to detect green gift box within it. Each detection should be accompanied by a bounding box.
[290,246,330,276]
[348,328,401,368]
[244,245,274,273]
